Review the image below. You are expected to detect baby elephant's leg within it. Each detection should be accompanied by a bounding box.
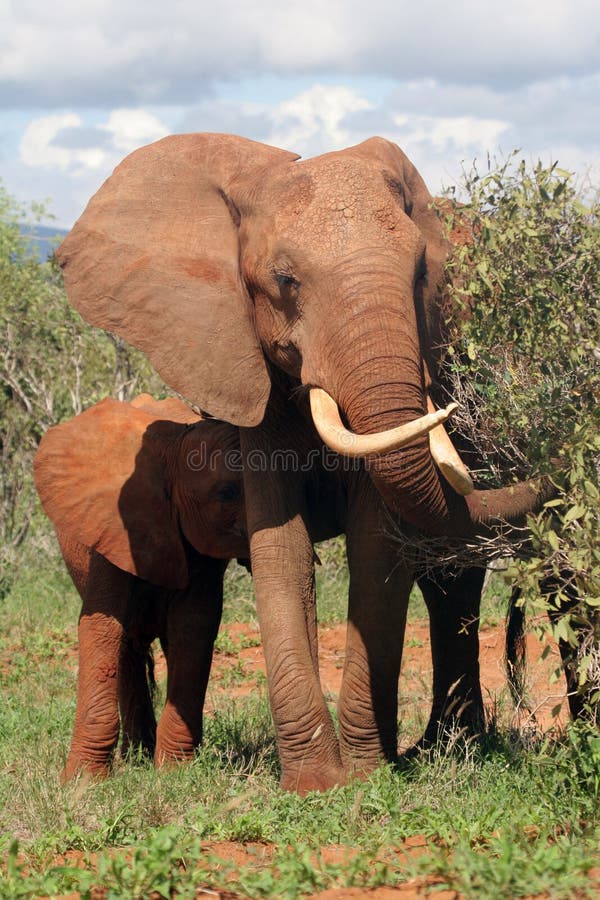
[118,586,160,761]
[62,551,129,782]
[155,557,226,766]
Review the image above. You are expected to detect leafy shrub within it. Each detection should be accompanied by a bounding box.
[440,153,599,714]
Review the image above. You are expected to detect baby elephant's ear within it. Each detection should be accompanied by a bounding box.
[34,398,189,589]
[130,393,201,424]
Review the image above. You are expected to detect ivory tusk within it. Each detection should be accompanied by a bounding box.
[309,387,458,458]
[427,396,474,495]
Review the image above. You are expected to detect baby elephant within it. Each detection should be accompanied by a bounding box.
[34,394,247,781]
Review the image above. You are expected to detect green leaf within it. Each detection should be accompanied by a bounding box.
[563,505,586,525]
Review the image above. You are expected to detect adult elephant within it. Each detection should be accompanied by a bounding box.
[34,394,247,780]
[57,134,551,792]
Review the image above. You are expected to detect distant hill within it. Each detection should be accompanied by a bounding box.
[20,224,68,262]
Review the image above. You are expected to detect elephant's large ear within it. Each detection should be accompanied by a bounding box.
[56,134,300,426]
[34,398,189,589]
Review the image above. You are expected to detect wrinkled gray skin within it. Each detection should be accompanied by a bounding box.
[57,134,552,793]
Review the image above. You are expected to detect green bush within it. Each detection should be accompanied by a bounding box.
[440,153,599,713]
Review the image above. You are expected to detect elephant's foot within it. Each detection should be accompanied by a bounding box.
[338,701,400,776]
[60,755,111,784]
[280,762,347,795]
[154,733,198,767]
[155,706,200,768]
[154,748,196,769]
[339,718,399,774]
[340,748,393,780]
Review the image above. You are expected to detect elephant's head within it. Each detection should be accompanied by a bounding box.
[57,134,550,536]
[34,395,246,589]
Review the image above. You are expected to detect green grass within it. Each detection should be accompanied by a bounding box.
[1,533,598,898]
[1,721,598,897]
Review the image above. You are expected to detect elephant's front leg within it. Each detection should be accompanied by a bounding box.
[241,436,344,794]
[62,553,128,782]
[155,558,226,766]
[416,566,485,747]
[339,480,412,774]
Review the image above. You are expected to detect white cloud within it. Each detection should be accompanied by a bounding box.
[103,109,169,153]
[1,1,599,108]
[19,113,96,170]
[391,114,510,155]
[19,109,169,174]
[267,85,373,154]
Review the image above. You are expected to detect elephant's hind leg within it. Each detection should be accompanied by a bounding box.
[118,638,157,762]
[118,585,161,761]
[414,565,485,750]
[62,553,129,782]
[155,558,226,767]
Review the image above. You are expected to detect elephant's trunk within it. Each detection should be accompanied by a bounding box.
[308,302,551,536]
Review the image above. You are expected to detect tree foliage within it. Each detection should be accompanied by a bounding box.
[441,154,599,713]
[0,182,166,590]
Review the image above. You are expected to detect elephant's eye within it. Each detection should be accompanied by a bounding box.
[216,482,242,503]
[274,271,300,290]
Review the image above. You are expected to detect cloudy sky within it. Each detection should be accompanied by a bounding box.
[1,0,599,228]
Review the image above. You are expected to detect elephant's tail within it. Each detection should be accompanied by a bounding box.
[505,587,531,714]
[145,645,157,700]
